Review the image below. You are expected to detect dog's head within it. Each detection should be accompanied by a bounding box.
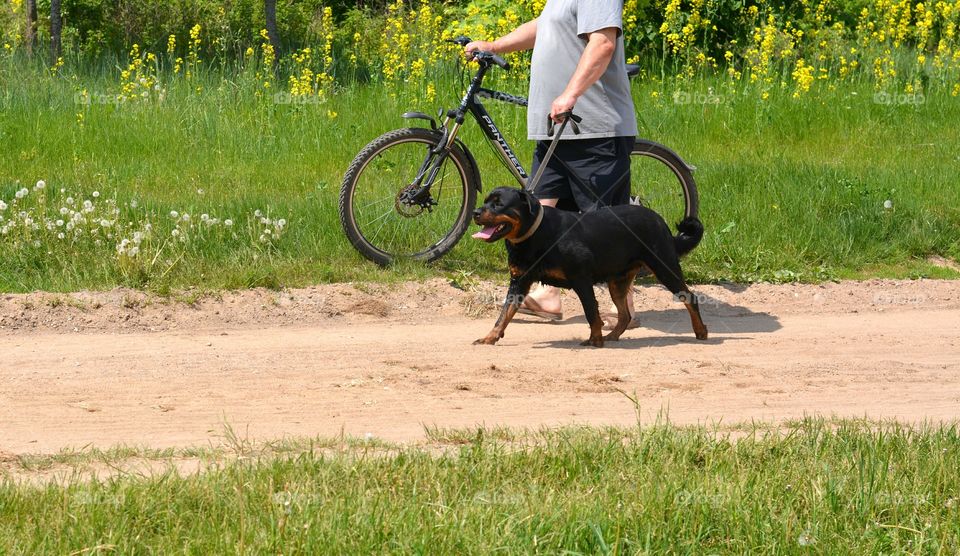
[471,187,541,243]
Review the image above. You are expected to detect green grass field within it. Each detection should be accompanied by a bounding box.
[2,418,960,553]
[2,55,959,292]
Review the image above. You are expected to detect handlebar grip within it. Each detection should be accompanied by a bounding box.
[450,35,471,47]
[490,53,510,70]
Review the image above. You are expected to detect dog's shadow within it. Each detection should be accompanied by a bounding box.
[533,335,734,350]
[515,282,782,342]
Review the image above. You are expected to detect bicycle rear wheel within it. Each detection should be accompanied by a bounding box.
[339,128,478,266]
[629,139,699,227]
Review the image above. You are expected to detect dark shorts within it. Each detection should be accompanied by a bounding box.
[530,136,635,212]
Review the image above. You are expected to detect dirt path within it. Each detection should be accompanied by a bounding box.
[1,279,959,455]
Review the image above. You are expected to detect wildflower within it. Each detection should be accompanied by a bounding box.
[181,213,191,222]
[171,229,180,237]
[92,191,100,198]
[797,530,815,546]
[0,201,6,211]
[35,180,46,190]
[224,219,233,227]
[883,200,893,209]
[83,200,93,211]
[15,188,28,199]
[57,232,65,239]
[100,219,111,228]
[66,197,75,205]
[277,218,287,229]
[170,210,179,219]
[56,219,64,227]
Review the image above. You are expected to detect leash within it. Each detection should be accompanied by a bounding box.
[524,111,582,193]
[511,111,580,244]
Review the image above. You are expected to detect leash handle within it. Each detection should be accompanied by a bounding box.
[547,111,582,137]
[526,112,583,193]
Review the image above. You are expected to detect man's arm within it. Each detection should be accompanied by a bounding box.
[464,19,537,56]
[550,27,618,122]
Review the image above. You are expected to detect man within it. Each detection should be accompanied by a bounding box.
[465,0,638,323]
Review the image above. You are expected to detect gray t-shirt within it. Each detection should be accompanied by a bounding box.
[528,0,637,140]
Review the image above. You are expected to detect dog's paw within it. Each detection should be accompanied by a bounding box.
[695,330,708,341]
[473,336,499,345]
[580,337,604,348]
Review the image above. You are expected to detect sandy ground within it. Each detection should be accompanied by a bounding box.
[1,278,959,458]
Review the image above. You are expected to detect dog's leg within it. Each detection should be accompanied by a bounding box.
[571,280,604,347]
[474,278,532,345]
[604,274,636,341]
[645,259,709,340]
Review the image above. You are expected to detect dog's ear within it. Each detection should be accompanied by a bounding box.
[519,188,540,218]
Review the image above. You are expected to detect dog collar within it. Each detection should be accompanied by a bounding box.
[509,204,543,244]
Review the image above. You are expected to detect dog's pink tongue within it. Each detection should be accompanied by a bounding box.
[472,226,497,240]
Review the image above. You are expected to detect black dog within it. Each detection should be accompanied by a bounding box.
[472,187,708,347]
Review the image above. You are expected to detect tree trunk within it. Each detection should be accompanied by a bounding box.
[50,0,63,60]
[25,0,38,55]
[264,0,282,59]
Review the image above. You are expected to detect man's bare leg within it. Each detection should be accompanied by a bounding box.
[520,198,563,319]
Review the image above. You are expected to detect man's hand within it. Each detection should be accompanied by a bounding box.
[550,93,578,123]
[464,40,496,59]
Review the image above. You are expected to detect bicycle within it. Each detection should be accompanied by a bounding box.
[339,37,699,266]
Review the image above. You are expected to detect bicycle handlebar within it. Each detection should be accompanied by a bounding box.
[449,36,511,71]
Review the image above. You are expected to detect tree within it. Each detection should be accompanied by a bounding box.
[51,0,63,60]
[25,0,38,55]
[264,0,282,58]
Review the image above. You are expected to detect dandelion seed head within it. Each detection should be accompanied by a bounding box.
[56,219,64,227]
[171,229,180,237]
[883,199,893,209]
[254,209,262,217]
[57,232,65,239]
[59,207,68,215]
[170,210,179,219]
[0,201,7,211]
[224,219,233,227]
[92,191,100,198]
[35,180,46,190]
[181,213,190,222]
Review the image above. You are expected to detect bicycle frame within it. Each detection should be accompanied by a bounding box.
[408,60,530,199]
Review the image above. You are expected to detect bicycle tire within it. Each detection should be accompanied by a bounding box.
[630,139,699,225]
[339,127,479,266]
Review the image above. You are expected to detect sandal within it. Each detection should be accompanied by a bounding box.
[518,297,563,321]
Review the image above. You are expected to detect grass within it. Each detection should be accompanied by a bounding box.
[1,54,959,292]
[2,418,960,553]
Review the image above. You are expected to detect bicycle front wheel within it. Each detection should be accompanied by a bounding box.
[630,139,699,227]
[339,128,478,266]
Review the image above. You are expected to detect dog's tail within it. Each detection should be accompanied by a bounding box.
[673,217,704,257]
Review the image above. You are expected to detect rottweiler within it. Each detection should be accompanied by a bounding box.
[472,186,708,347]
